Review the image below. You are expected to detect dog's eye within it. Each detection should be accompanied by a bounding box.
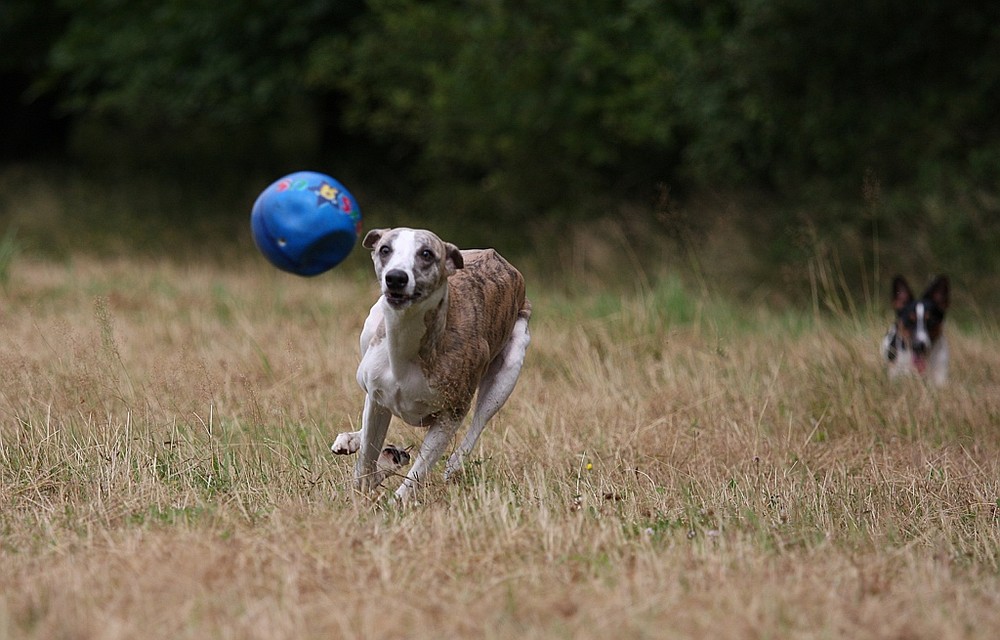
[420,249,435,260]
[379,245,392,256]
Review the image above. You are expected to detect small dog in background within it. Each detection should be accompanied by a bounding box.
[881,275,949,386]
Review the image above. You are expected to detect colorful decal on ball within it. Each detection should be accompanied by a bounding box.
[276,178,309,192]
[311,181,340,207]
[341,194,362,233]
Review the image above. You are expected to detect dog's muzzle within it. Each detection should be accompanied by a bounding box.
[383,269,413,307]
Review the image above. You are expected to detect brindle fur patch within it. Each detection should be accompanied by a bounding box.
[417,249,529,418]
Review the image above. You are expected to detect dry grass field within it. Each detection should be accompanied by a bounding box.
[2,248,1000,639]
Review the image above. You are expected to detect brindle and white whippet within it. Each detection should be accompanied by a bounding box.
[332,227,531,501]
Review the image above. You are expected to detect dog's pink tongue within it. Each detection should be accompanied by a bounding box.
[914,354,927,374]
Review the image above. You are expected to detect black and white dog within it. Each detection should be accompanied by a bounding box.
[881,275,949,386]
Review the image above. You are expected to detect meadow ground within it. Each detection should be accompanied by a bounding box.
[1,250,999,639]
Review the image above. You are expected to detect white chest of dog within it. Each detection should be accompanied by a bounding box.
[356,297,439,425]
[332,227,531,501]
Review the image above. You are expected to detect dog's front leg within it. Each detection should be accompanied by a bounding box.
[395,417,460,502]
[355,395,392,492]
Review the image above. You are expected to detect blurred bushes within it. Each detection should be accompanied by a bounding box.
[5,0,996,201]
[2,0,1000,302]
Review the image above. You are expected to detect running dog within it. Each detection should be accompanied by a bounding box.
[881,275,949,386]
[332,228,531,501]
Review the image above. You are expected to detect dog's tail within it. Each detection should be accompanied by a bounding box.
[518,298,532,321]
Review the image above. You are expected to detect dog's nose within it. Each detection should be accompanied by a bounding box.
[384,269,409,291]
[913,340,928,355]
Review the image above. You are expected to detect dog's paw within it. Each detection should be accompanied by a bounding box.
[331,431,361,455]
[443,451,466,482]
[395,477,419,503]
[377,444,411,474]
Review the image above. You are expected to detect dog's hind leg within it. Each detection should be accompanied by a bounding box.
[396,417,461,501]
[445,313,531,480]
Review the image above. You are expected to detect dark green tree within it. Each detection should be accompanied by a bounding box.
[0,0,71,158]
[7,0,1000,220]
[723,0,1000,192]
[322,0,728,213]
[47,0,363,127]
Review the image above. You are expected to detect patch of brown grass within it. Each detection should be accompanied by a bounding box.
[2,255,999,639]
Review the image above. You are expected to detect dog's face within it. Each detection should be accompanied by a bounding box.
[362,228,464,309]
[889,275,949,371]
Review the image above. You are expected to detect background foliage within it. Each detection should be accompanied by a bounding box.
[2,0,1000,303]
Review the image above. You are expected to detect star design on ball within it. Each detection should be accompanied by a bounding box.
[311,182,340,207]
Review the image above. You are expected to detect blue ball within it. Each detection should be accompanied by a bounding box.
[251,171,362,276]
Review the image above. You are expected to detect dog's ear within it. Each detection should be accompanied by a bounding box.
[923,275,950,312]
[363,229,387,250]
[444,243,463,275]
[891,276,913,311]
